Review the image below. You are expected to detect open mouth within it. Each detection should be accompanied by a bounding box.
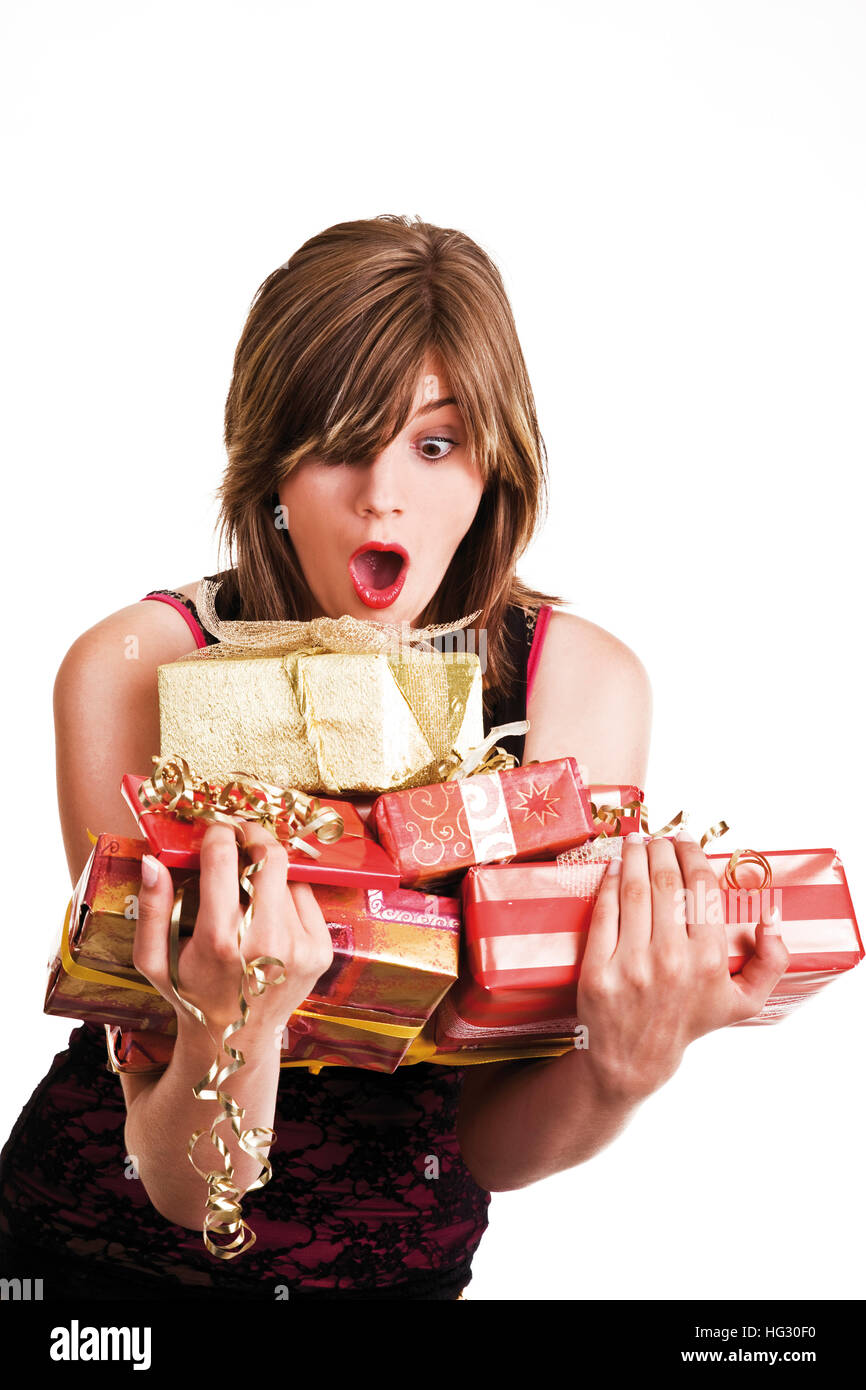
[348,542,410,608]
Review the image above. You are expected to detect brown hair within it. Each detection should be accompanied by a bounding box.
[215,214,565,719]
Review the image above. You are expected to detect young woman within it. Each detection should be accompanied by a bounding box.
[0,216,788,1300]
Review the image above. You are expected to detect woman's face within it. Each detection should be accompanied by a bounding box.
[277,354,484,624]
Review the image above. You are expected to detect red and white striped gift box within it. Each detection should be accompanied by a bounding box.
[436,846,864,1047]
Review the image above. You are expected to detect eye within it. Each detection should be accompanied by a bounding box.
[416,435,458,462]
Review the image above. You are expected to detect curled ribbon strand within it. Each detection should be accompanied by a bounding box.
[436,720,530,781]
[557,798,734,896]
[168,845,287,1259]
[724,847,773,890]
[138,754,344,857]
[590,796,730,850]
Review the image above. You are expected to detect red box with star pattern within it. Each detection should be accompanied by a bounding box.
[371,757,596,890]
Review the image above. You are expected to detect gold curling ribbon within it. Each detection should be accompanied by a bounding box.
[591,796,730,850]
[436,720,531,781]
[700,820,731,851]
[138,754,343,857]
[590,797,646,837]
[724,847,773,890]
[572,833,771,893]
[167,846,286,1260]
[191,575,483,660]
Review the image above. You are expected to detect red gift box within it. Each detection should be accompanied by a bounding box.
[372,756,595,890]
[122,772,400,889]
[107,880,461,1075]
[435,846,865,1047]
[280,882,461,1071]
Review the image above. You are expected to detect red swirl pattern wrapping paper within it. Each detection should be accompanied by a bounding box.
[372,756,595,889]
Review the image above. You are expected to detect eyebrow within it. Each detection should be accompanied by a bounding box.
[412,396,459,418]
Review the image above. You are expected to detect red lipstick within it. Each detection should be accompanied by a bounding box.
[348,541,410,608]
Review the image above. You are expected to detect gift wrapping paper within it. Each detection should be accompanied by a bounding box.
[121,772,400,887]
[279,882,460,1071]
[372,756,596,889]
[44,834,183,1033]
[588,784,644,837]
[157,648,484,794]
[91,853,461,1073]
[435,847,864,1047]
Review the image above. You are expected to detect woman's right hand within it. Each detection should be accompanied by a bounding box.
[576,829,789,1105]
[132,821,335,1040]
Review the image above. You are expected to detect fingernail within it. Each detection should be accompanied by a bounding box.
[762,907,783,935]
[141,854,159,887]
[676,825,695,842]
[606,856,622,877]
[625,832,643,844]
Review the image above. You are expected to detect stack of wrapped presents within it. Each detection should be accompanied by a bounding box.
[46,618,865,1076]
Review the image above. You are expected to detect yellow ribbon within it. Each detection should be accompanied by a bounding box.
[60,899,161,995]
[290,1006,421,1039]
[277,1035,578,1070]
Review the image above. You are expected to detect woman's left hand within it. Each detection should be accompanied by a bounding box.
[576,829,791,1105]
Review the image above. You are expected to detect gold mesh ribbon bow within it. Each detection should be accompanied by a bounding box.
[189,576,483,660]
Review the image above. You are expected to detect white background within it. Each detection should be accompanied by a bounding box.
[2,1,864,1303]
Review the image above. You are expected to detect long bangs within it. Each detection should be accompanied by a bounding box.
[215,215,565,712]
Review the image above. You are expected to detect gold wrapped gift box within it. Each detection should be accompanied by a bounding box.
[46,834,470,1074]
[158,649,483,794]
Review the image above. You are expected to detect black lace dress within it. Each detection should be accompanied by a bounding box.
[0,593,542,1300]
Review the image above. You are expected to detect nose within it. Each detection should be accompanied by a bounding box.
[352,449,406,521]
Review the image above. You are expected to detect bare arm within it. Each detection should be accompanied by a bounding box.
[458,613,652,1188]
[121,820,332,1230]
[54,595,332,1230]
[121,1009,283,1230]
[54,595,201,884]
[457,612,788,1191]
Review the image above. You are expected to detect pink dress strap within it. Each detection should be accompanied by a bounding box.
[526,604,553,701]
[140,590,208,648]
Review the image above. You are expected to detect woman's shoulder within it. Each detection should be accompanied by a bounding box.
[53,584,207,883]
[525,607,652,783]
[55,581,206,686]
[537,607,649,686]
